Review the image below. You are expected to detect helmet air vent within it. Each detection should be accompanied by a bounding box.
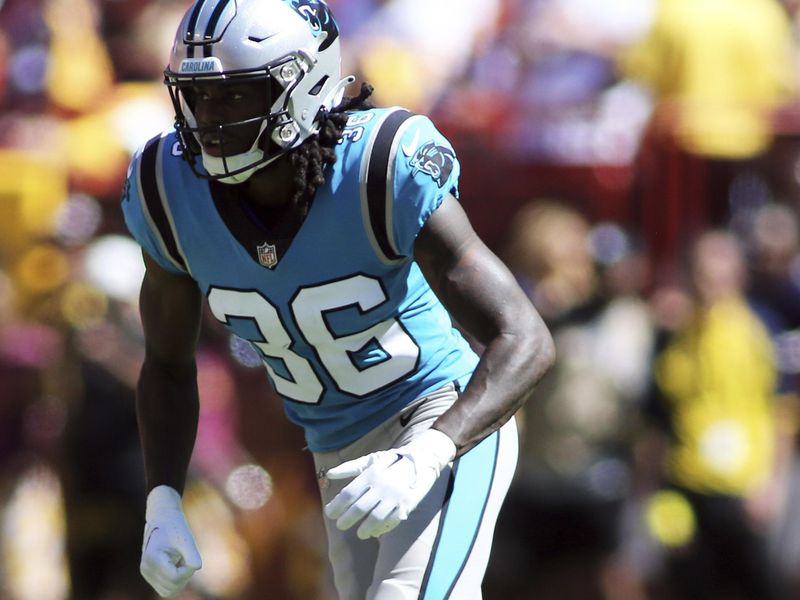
[308,75,329,97]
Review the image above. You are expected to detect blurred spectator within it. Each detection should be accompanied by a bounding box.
[433,0,655,166]
[741,203,800,596]
[59,351,151,599]
[486,201,653,600]
[746,203,800,343]
[98,0,190,81]
[347,0,502,112]
[642,230,791,599]
[622,0,794,161]
[620,0,797,267]
[54,235,150,599]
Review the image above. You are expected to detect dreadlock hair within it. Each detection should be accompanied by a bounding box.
[286,82,375,213]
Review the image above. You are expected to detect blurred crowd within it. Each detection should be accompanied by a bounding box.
[4,0,800,598]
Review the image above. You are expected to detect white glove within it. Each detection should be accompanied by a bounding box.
[324,428,457,540]
[140,485,202,598]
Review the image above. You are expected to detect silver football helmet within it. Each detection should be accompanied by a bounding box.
[164,0,353,183]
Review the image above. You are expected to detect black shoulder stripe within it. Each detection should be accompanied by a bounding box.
[366,109,414,262]
[139,137,187,271]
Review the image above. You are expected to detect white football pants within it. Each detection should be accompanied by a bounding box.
[313,383,519,600]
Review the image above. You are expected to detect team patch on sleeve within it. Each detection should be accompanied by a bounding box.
[404,139,457,190]
[359,109,462,264]
[390,115,462,258]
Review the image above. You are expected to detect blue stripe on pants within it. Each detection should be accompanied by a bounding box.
[420,431,500,599]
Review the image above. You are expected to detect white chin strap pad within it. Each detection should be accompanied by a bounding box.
[323,75,356,112]
[201,148,266,184]
[198,118,275,184]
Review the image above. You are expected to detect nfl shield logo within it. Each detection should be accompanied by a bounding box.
[257,242,278,269]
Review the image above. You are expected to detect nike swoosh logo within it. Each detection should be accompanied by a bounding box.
[399,403,421,427]
[401,129,420,158]
[247,33,279,43]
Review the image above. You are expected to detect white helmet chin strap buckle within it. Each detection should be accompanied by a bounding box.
[201,149,264,184]
[323,75,356,112]
[200,119,275,184]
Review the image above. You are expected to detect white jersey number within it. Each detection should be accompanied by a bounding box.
[208,275,420,403]
[208,288,324,403]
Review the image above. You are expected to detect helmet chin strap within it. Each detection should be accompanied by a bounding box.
[200,120,278,184]
[201,148,269,184]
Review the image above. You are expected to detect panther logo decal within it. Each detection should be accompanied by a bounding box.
[409,141,456,189]
[286,0,339,51]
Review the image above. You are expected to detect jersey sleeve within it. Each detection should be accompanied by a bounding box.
[389,115,461,257]
[120,137,188,275]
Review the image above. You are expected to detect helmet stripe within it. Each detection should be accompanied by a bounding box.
[184,0,207,58]
[203,0,235,57]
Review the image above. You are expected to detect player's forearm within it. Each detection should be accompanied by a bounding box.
[137,355,200,494]
[422,234,555,455]
[433,313,554,456]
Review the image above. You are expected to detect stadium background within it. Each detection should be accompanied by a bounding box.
[3,0,800,598]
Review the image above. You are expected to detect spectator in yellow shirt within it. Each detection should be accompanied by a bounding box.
[646,230,789,599]
[619,0,796,267]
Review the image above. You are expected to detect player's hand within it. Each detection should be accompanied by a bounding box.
[140,485,202,598]
[324,428,456,539]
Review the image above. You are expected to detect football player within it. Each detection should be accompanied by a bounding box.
[121,0,554,597]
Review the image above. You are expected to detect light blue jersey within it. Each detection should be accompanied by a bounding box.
[121,107,479,451]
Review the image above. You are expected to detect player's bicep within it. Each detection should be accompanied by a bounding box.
[414,194,535,345]
[140,251,202,364]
